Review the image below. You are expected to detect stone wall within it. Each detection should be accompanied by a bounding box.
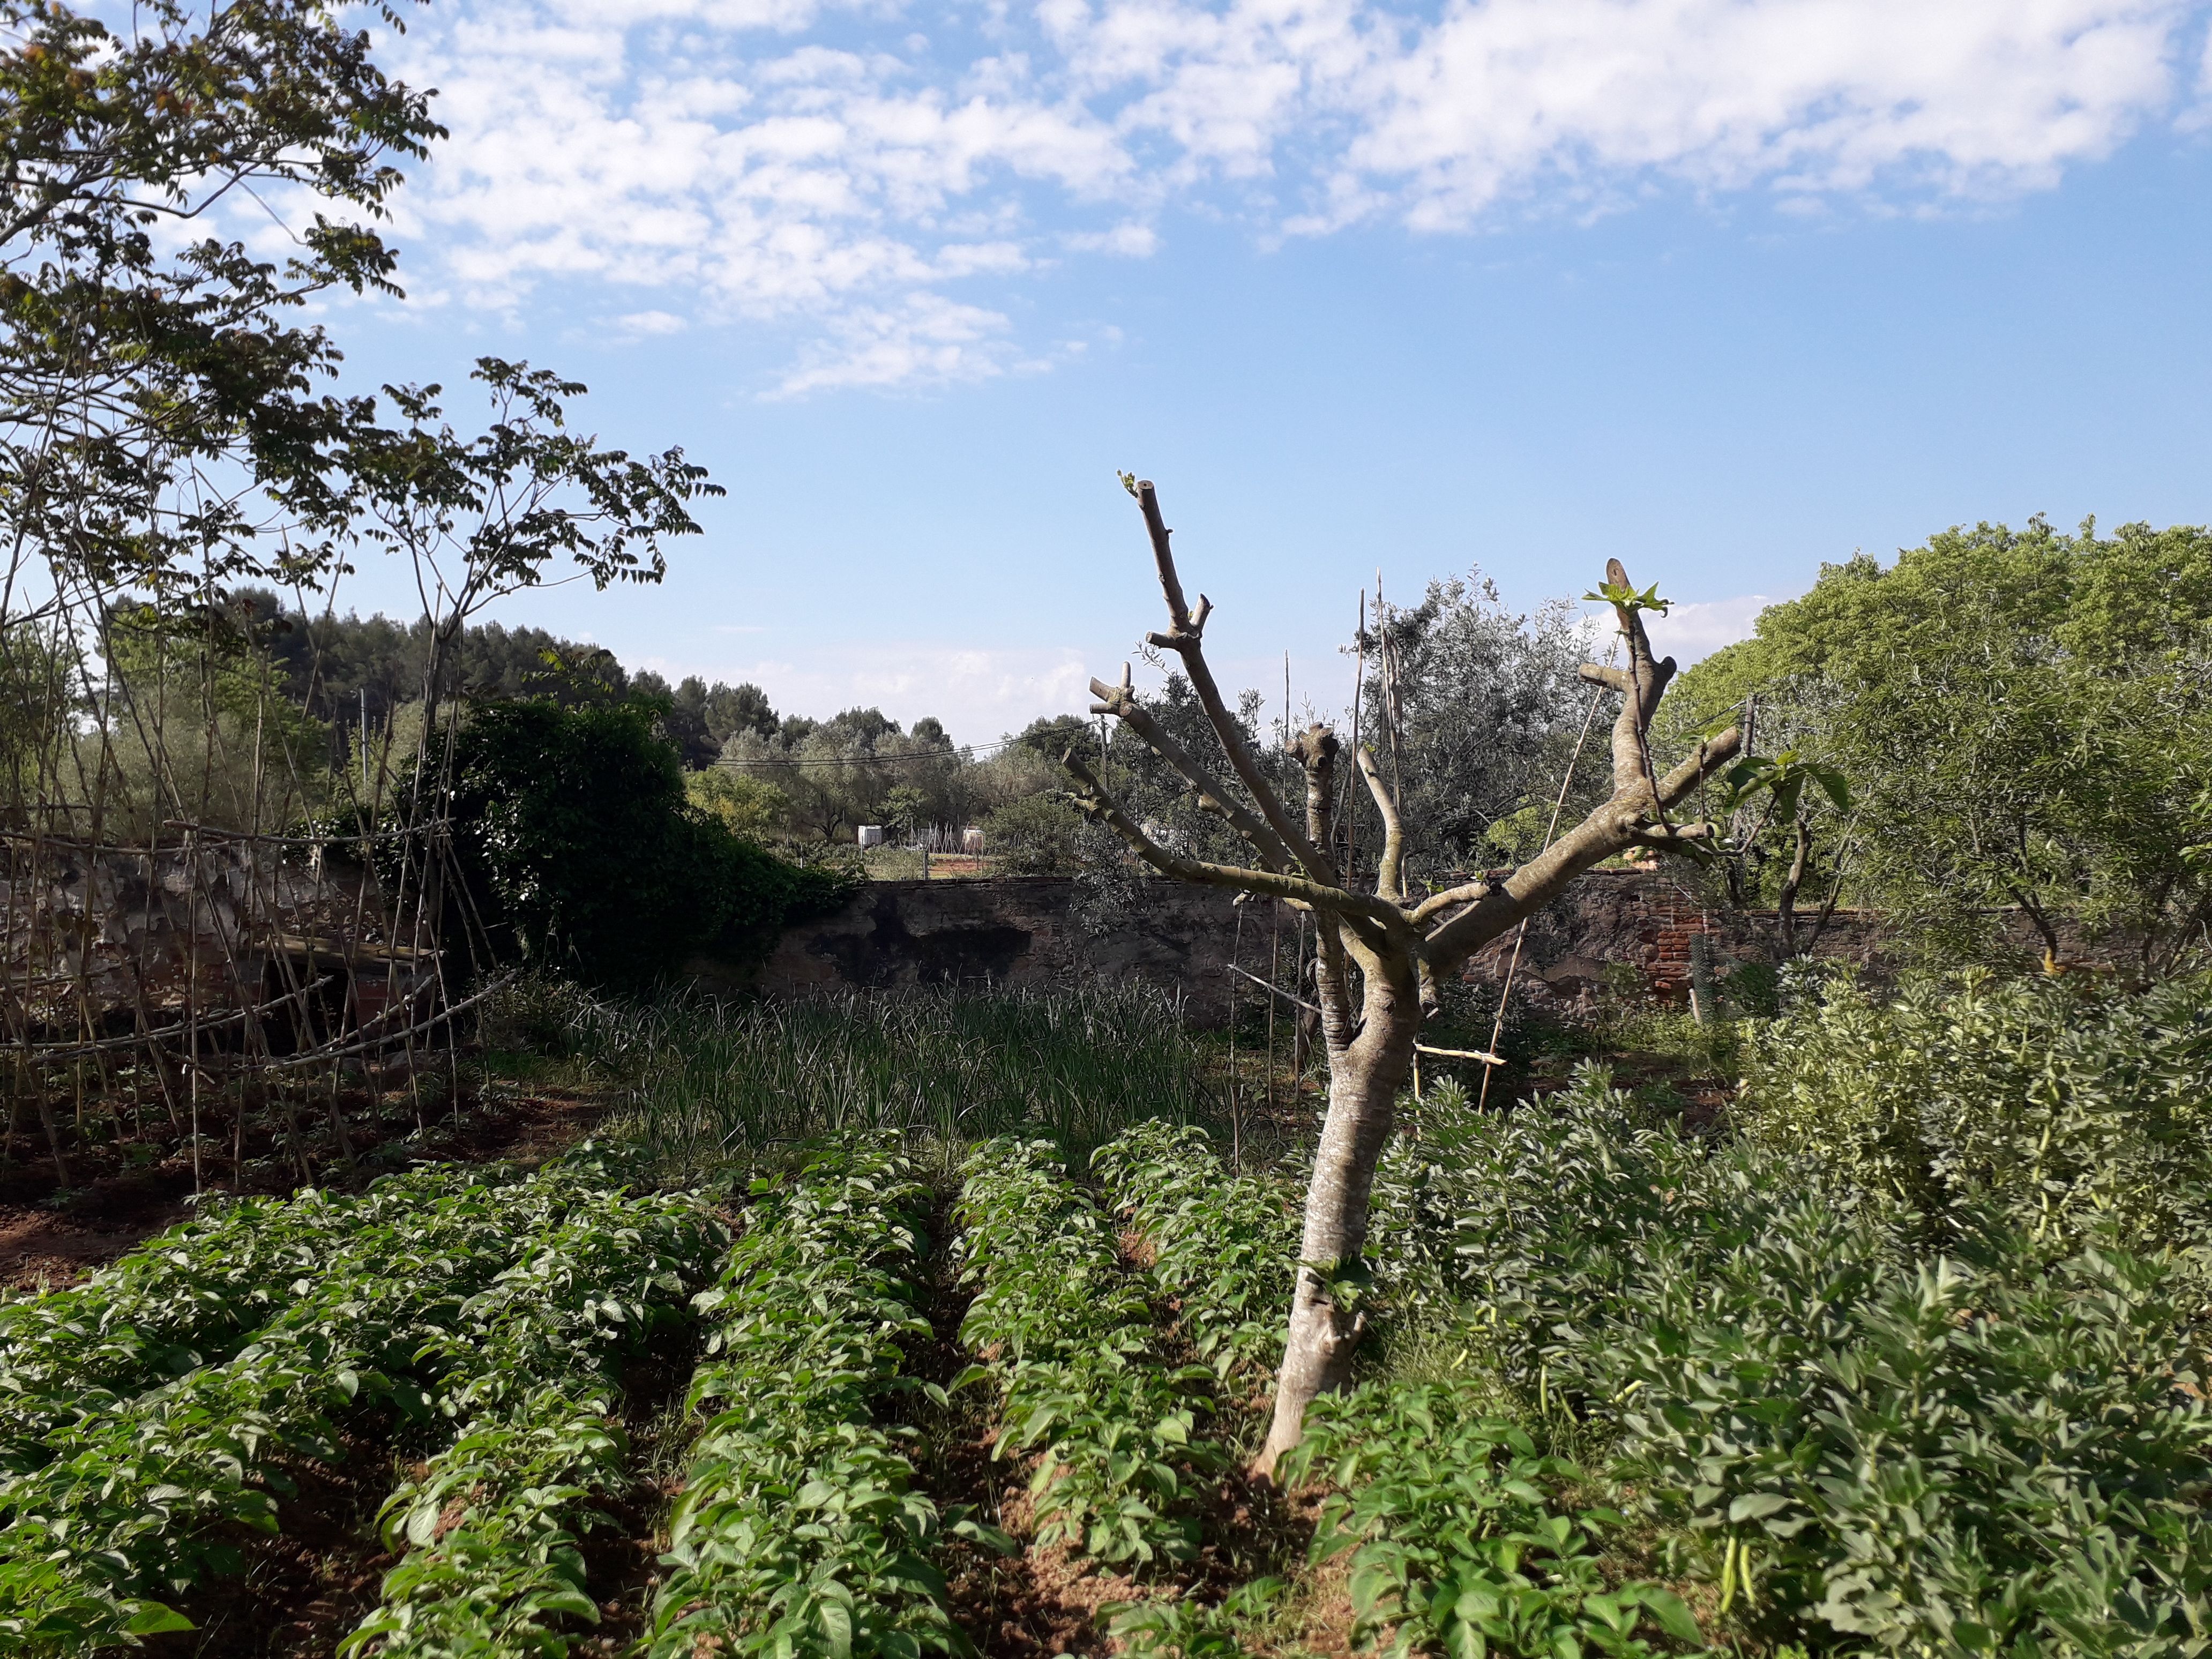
[739,876,1251,1019]
[744,870,1890,1022]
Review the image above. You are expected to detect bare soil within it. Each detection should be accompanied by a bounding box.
[0,1080,614,1291]
[148,1428,399,1658]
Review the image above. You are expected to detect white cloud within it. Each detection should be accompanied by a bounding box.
[614,308,690,335]
[1640,593,1780,664]
[1065,220,1161,255]
[384,0,2210,386]
[770,292,1021,393]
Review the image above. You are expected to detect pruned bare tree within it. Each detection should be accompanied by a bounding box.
[1064,480,1744,1473]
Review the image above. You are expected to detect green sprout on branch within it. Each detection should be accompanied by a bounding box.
[1583,579,1673,617]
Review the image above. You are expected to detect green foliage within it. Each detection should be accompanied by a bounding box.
[0,1165,496,1463]
[1718,751,1851,823]
[1281,1383,1703,1659]
[1669,518,2212,972]
[443,696,852,988]
[345,1388,626,1658]
[1737,969,2212,1255]
[1105,1578,1286,1657]
[245,593,635,731]
[718,706,976,846]
[646,1139,983,1659]
[981,791,1083,875]
[1092,1122,1301,1393]
[347,1171,723,1657]
[597,984,1209,1178]
[70,602,340,837]
[1379,1063,2212,1655]
[0,1148,705,1650]
[956,1138,1219,1567]
[346,360,720,639]
[1355,574,1593,879]
[0,0,436,592]
[685,766,790,836]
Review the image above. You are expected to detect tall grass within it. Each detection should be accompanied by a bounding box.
[562,982,1211,1178]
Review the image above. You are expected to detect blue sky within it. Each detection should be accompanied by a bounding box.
[310,0,2212,744]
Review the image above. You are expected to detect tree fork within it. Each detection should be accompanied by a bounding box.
[1068,479,1744,1474]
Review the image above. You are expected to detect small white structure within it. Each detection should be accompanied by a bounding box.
[856,825,886,849]
[961,826,985,855]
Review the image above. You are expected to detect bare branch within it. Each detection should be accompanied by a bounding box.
[1090,667,1295,872]
[1656,731,1740,810]
[1421,723,1743,973]
[1229,961,1320,1015]
[1416,1041,1503,1064]
[1062,752,1396,936]
[1409,876,1503,928]
[1130,481,1339,882]
[1354,745,1407,901]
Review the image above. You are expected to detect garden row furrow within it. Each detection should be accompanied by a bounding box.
[954,1136,1218,1570]
[0,1146,669,1653]
[645,1137,974,1659]
[1092,1123,1301,1396]
[343,1182,724,1657]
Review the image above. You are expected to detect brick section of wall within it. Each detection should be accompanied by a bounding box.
[736,870,1892,1023]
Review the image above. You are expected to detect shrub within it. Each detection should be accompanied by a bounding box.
[979,793,1080,875]
[442,698,851,988]
[1736,969,2212,1255]
[684,767,788,836]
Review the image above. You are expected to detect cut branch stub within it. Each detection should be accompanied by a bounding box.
[1135,481,1205,639]
[1116,482,1339,884]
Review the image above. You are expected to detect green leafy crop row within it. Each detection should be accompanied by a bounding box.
[954,1137,1217,1568]
[1280,1381,1705,1659]
[0,1165,491,1464]
[646,1138,982,1659]
[344,1173,724,1657]
[1092,1122,1301,1396]
[0,1149,674,1652]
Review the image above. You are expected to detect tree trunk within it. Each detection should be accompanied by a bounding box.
[1256,957,1419,1474]
[1065,488,1743,1477]
[1775,813,1811,959]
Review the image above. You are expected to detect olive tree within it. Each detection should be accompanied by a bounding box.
[1064,480,1743,1470]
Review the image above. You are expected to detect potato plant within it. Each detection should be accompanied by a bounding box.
[646,1138,980,1659]
[955,1136,1219,1567]
[0,1165,489,1463]
[1280,1381,1703,1659]
[343,1386,629,1658]
[0,1150,685,1650]
[345,1176,724,1656]
[1092,1122,1301,1394]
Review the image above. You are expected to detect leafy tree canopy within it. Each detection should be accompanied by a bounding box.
[1671,517,2212,973]
[0,0,440,594]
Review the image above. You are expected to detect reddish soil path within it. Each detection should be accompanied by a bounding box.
[0,1085,613,1292]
